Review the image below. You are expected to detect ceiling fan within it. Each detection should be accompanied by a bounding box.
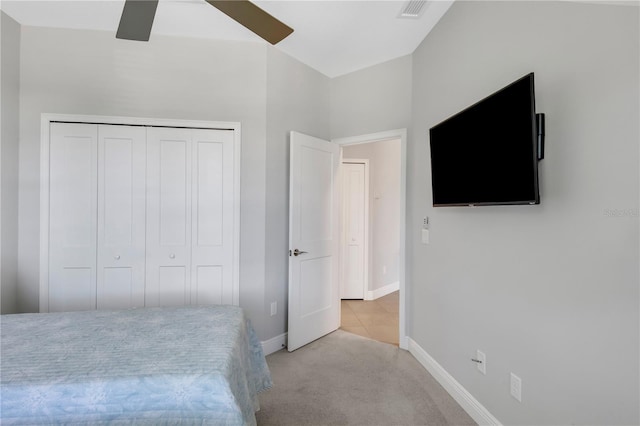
[116,0,294,45]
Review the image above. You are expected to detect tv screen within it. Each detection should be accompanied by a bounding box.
[429,73,541,207]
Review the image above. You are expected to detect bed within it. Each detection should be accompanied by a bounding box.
[0,305,272,425]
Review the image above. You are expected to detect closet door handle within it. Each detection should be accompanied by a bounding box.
[169,253,176,259]
[114,255,121,260]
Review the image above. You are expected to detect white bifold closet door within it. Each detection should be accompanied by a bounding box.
[96,125,147,310]
[145,127,235,307]
[49,123,99,312]
[47,122,235,312]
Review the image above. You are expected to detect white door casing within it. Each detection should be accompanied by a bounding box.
[341,161,369,300]
[332,129,408,350]
[288,131,341,351]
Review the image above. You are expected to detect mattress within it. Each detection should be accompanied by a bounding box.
[0,305,272,425]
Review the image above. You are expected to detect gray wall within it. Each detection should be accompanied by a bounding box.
[343,139,401,293]
[17,26,271,338]
[6,4,640,423]
[330,54,412,140]
[265,47,330,340]
[13,25,331,342]
[1,11,20,314]
[409,1,639,424]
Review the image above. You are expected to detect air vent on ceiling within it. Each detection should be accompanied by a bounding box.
[398,0,428,19]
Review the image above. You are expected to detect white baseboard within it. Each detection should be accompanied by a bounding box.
[408,338,502,426]
[366,281,399,300]
[261,332,287,356]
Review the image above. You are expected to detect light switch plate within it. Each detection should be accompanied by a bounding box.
[421,228,430,244]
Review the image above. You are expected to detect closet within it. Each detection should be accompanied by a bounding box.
[42,119,238,312]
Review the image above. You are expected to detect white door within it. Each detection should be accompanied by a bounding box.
[49,123,98,312]
[146,127,193,307]
[288,131,341,351]
[97,125,146,309]
[146,126,236,307]
[341,162,368,300]
[190,129,235,305]
[42,116,240,313]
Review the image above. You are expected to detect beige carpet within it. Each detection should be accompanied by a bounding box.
[255,330,476,426]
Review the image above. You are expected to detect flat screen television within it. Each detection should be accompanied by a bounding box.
[429,73,543,207]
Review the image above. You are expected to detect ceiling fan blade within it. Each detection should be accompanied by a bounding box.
[206,0,294,45]
[116,0,159,42]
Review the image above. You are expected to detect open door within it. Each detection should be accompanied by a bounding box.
[288,131,340,351]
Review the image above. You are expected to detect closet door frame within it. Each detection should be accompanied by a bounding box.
[39,113,241,312]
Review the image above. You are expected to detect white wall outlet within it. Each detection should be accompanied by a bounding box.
[476,350,486,375]
[421,228,430,244]
[510,373,522,402]
[270,301,277,316]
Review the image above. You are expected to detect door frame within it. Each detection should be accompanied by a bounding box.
[333,129,408,350]
[340,159,370,300]
[39,113,241,312]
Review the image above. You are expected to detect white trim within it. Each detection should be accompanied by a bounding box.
[40,113,240,131]
[332,128,408,350]
[39,116,51,312]
[340,159,370,300]
[39,113,241,312]
[367,280,399,300]
[408,338,503,426]
[262,332,288,356]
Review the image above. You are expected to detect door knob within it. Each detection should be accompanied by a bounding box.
[293,249,308,256]
[169,253,175,259]
[114,255,120,260]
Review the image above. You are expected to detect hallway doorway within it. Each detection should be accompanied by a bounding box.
[334,128,406,348]
[340,291,399,345]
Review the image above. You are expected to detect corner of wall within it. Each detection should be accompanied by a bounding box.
[0,10,21,314]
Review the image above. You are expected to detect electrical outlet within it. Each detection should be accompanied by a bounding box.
[270,302,277,316]
[476,350,486,375]
[510,373,522,402]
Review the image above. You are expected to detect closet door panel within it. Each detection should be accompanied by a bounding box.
[191,129,235,305]
[194,266,223,305]
[158,266,188,306]
[146,127,192,307]
[49,123,98,312]
[97,125,146,309]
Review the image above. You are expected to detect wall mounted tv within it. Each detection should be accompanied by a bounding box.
[429,73,545,207]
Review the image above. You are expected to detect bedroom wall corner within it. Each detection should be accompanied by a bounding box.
[1,11,21,314]
[329,54,412,141]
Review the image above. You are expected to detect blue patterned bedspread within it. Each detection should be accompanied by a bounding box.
[0,305,272,425]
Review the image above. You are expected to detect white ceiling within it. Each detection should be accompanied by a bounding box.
[0,0,454,77]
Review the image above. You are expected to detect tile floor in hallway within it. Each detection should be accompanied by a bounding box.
[340,291,399,345]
